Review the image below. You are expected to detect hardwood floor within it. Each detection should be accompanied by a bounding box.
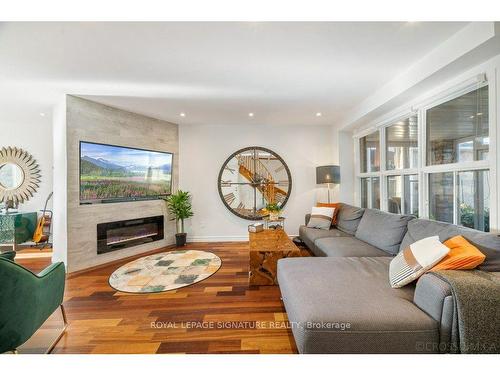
[16,242,300,354]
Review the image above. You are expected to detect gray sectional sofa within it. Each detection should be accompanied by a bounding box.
[277,203,500,354]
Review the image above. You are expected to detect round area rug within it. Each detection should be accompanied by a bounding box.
[109,250,222,293]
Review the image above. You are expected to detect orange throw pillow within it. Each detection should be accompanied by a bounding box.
[316,202,341,226]
[431,235,486,271]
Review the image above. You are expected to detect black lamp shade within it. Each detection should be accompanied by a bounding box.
[316,165,340,184]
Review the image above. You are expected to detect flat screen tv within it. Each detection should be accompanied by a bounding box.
[79,141,173,204]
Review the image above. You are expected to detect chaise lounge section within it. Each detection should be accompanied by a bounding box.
[278,203,500,353]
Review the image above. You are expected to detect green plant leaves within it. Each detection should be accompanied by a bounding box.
[163,190,194,221]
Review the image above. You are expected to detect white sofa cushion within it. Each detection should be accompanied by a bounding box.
[389,236,449,288]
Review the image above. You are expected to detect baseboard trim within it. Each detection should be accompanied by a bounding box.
[187,234,299,242]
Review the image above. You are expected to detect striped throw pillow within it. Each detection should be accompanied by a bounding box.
[389,236,450,288]
[306,207,335,230]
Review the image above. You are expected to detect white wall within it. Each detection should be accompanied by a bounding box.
[179,123,335,240]
[338,129,355,204]
[0,117,53,214]
[52,96,67,264]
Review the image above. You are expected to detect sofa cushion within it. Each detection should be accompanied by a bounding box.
[389,236,450,288]
[355,209,414,255]
[315,237,391,257]
[336,204,365,235]
[277,257,439,353]
[431,235,486,271]
[400,218,500,272]
[306,207,335,230]
[316,202,342,225]
[299,226,351,256]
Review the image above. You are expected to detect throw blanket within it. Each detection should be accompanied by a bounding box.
[430,270,500,354]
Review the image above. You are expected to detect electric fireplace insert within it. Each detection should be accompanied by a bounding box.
[97,216,164,254]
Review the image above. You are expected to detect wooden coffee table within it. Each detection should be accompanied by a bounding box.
[249,229,309,285]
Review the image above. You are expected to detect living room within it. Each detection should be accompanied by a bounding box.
[1,1,499,373]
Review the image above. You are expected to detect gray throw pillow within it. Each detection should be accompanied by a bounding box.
[355,209,414,255]
[336,204,365,235]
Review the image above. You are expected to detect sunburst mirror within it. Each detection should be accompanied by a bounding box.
[218,147,292,220]
[0,147,41,206]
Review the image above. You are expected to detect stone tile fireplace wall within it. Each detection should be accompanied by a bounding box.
[61,96,179,272]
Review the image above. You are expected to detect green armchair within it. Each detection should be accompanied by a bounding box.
[0,250,16,261]
[0,255,66,353]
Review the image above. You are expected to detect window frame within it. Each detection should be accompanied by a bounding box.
[355,111,420,213]
[354,73,497,232]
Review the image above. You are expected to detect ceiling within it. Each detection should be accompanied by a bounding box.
[0,22,470,127]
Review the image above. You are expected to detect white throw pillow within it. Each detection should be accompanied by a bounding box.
[389,236,450,288]
[306,207,335,230]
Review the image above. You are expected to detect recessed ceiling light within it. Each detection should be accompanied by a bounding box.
[180,113,186,117]
[248,113,254,117]
[316,112,322,117]
[477,112,483,116]
[469,115,475,119]
[39,112,46,117]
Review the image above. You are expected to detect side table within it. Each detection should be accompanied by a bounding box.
[263,216,285,230]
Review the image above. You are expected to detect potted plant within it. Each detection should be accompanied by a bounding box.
[266,202,281,221]
[163,190,194,247]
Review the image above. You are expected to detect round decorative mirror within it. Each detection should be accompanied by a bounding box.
[0,163,25,189]
[217,147,292,220]
[0,147,41,206]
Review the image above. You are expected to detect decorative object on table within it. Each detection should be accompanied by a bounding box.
[108,250,221,293]
[0,256,67,354]
[0,147,41,206]
[249,228,309,285]
[32,192,53,249]
[264,216,285,230]
[0,211,37,252]
[4,198,16,213]
[265,202,282,221]
[248,223,264,233]
[218,146,292,220]
[316,165,340,203]
[163,190,193,247]
[306,206,335,230]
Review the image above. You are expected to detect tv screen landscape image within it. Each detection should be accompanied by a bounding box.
[79,141,173,204]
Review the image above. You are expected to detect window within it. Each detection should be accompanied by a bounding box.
[403,174,419,216]
[387,174,419,215]
[360,177,380,209]
[428,172,454,223]
[387,175,402,213]
[360,131,380,173]
[386,115,418,170]
[428,170,490,232]
[458,170,489,231]
[356,80,492,232]
[426,86,489,166]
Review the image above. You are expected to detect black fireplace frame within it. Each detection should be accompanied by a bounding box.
[97,215,164,254]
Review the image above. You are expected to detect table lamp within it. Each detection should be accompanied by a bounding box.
[316,165,340,203]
